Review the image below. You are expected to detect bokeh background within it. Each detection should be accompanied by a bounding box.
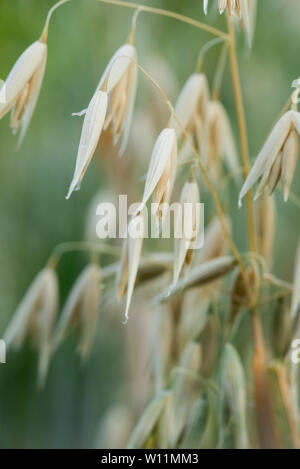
[0,0,299,448]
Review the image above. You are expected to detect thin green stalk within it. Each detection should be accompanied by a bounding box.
[48,241,120,268]
[97,0,229,39]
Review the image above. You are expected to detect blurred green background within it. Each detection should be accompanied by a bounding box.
[0,0,299,448]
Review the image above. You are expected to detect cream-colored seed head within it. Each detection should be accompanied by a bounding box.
[291,238,300,322]
[67,44,137,198]
[281,129,298,202]
[174,73,209,142]
[203,0,209,15]
[239,110,300,206]
[204,101,240,184]
[3,268,58,386]
[222,344,249,449]
[218,0,241,16]
[97,44,138,155]
[0,0,70,144]
[117,212,146,323]
[254,193,275,267]
[66,91,108,199]
[159,255,236,301]
[197,215,231,263]
[173,180,200,284]
[137,128,177,218]
[0,41,47,145]
[53,263,101,359]
[205,1,255,46]
[169,342,202,446]
[95,405,133,449]
[126,391,171,449]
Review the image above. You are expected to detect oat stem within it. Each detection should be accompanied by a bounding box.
[197,37,227,72]
[212,41,229,100]
[40,0,71,42]
[271,363,300,448]
[251,309,280,448]
[226,14,256,254]
[48,241,120,268]
[224,17,277,446]
[97,0,229,40]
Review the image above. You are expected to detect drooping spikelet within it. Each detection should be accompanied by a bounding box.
[3,268,58,386]
[203,101,240,184]
[174,73,209,143]
[126,390,172,449]
[169,342,202,446]
[67,43,137,198]
[221,344,249,449]
[117,211,146,323]
[159,255,236,301]
[95,405,133,449]
[197,215,231,263]
[239,110,300,206]
[66,91,108,199]
[97,44,138,154]
[173,179,200,284]
[53,263,102,359]
[291,238,300,322]
[0,0,70,145]
[137,128,177,218]
[204,1,256,46]
[254,193,275,267]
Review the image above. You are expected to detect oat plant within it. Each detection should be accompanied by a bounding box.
[3,0,300,449]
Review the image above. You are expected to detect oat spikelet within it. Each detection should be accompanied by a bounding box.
[203,0,209,15]
[53,263,101,359]
[0,0,70,145]
[197,215,231,263]
[66,91,108,199]
[241,0,257,47]
[204,1,255,46]
[126,391,171,449]
[238,110,300,206]
[291,238,300,322]
[173,179,200,284]
[204,101,240,184]
[254,193,275,267]
[67,43,137,198]
[3,268,58,386]
[137,128,177,217]
[159,256,236,301]
[222,344,249,449]
[117,212,146,324]
[170,342,202,446]
[174,73,209,142]
[97,43,138,155]
[95,405,133,449]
